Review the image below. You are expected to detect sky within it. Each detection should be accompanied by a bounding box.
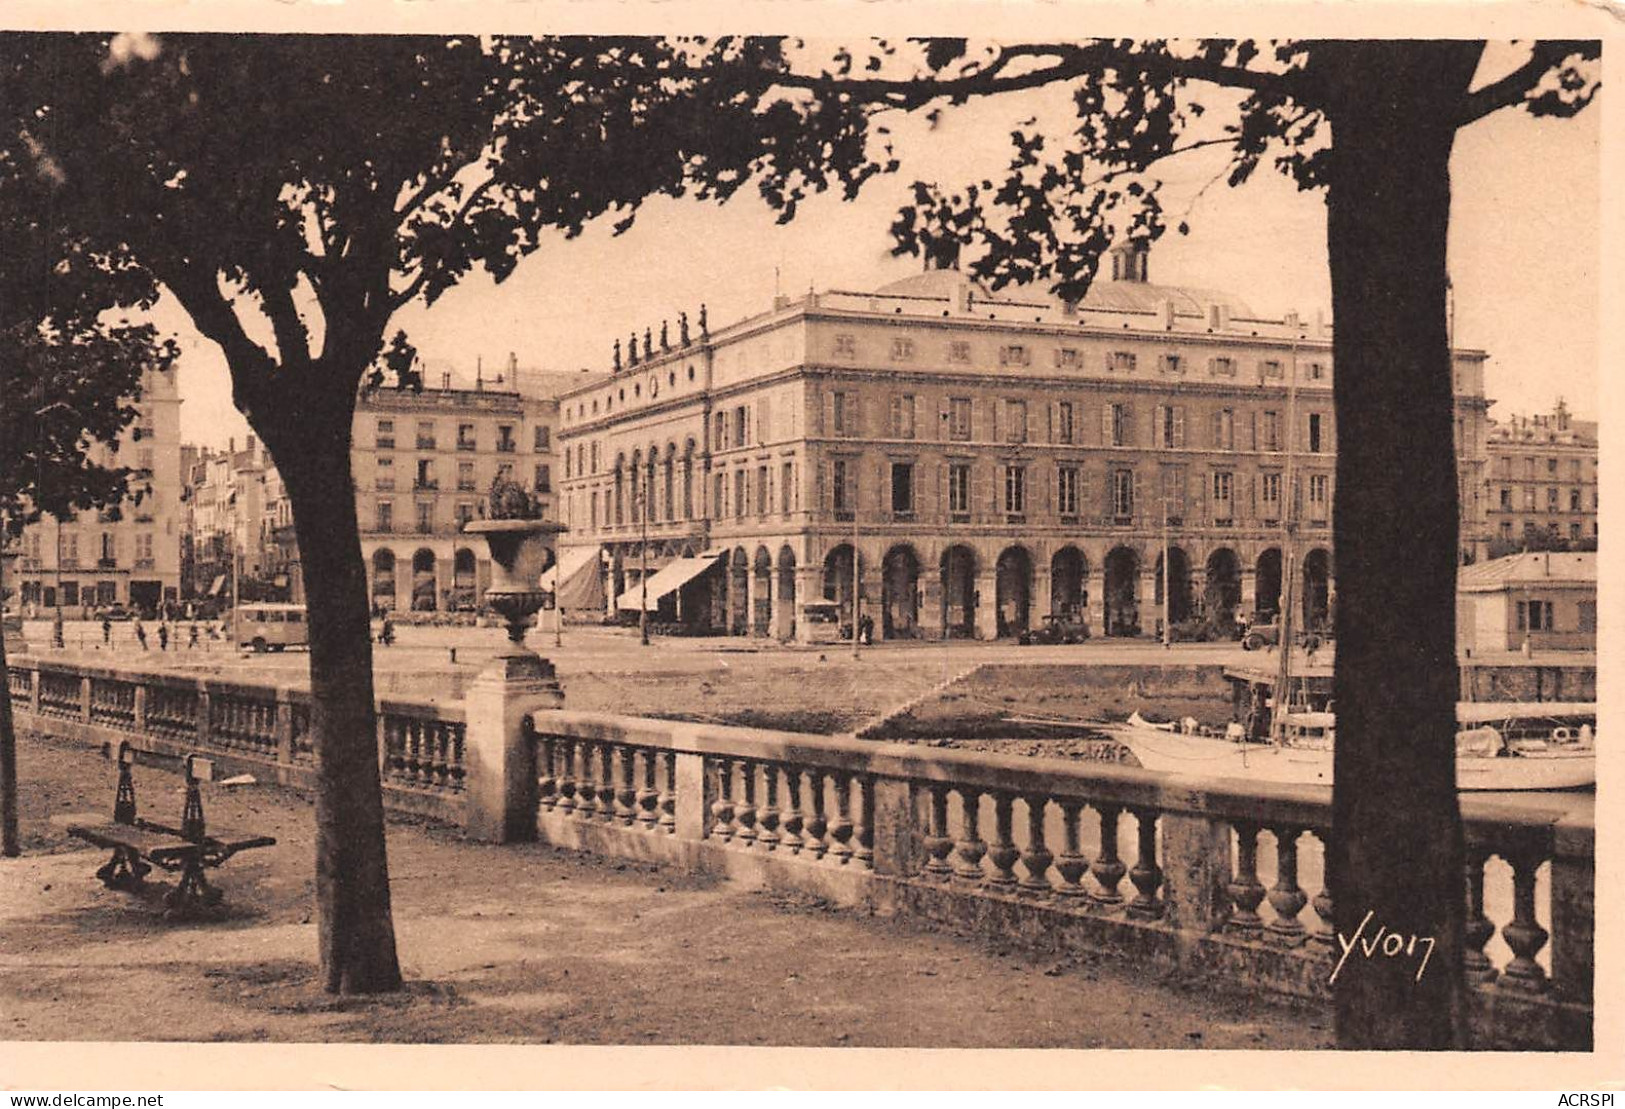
[166,45,1602,448]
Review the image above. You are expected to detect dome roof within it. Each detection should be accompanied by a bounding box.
[873,268,998,302]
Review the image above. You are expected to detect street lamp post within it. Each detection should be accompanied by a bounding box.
[639,463,650,647]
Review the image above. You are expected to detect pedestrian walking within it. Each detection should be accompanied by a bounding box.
[134,621,148,650]
[101,617,112,646]
[188,623,199,650]
[158,623,169,651]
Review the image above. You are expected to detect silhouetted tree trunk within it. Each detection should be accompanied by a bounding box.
[1319,41,1484,1049]
[253,391,402,993]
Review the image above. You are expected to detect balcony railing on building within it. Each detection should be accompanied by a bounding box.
[416,437,437,450]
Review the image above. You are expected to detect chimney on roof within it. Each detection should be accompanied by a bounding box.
[1160,299,1176,330]
[442,372,452,391]
[508,351,518,378]
[1208,303,1229,332]
[1110,240,1149,284]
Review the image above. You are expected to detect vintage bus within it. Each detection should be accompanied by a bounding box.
[231,603,309,652]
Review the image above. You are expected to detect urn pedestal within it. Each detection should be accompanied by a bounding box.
[462,518,568,842]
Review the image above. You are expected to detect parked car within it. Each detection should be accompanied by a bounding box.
[1241,619,1324,653]
[1018,613,1091,646]
[95,604,133,622]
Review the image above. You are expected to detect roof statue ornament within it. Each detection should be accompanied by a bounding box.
[612,338,622,372]
[679,311,691,347]
[628,331,640,367]
[660,320,670,352]
[643,328,653,361]
[699,303,708,338]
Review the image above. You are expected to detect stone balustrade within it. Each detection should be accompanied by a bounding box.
[4,653,1592,1049]
[7,656,467,824]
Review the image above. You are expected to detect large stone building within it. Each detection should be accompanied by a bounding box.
[181,436,275,602]
[1482,400,1598,550]
[10,363,184,615]
[553,245,1494,641]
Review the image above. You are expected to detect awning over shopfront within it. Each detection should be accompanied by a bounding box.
[615,551,724,612]
[541,546,603,611]
[208,574,227,597]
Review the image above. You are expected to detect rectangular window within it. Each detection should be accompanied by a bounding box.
[1309,474,1329,512]
[833,333,857,359]
[1005,400,1028,443]
[416,502,434,533]
[376,502,392,533]
[1499,488,1513,510]
[376,419,395,450]
[999,344,1031,367]
[713,472,725,518]
[1260,411,1281,452]
[1578,601,1596,633]
[891,462,915,515]
[1261,472,1283,517]
[1209,356,1237,378]
[456,502,475,528]
[1109,351,1137,374]
[457,461,475,491]
[781,461,795,514]
[1155,405,1185,449]
[948,463,971,517]
[496,425,515,452]
[1308,413,1324,453]
[1004,466,1026,515]
[1057,465,1079,517]
[1261,359,1284,379]
[890,337,915,361]
[1055,348,1081,370]
[1056,401,1075,445]
[1159,353,1184,376]
[1524,487,1537,511]
[757,465,769,515]
[734,469,747,519]
[416,459,436,489]
[889,394,917,439]
[1307,361,1325,381]
[734,406,748,446]
[949,397,972,441]
[417,420,436,450]
[1212,472,1234,521]
[1112,469,1134,519]
[832,392,856,437]
[1547,457,1558,474]
[534,464,551,494]
[1547,487,1559,513]
[534,425,550,451]
[1525,458,1536,480]
[1569,488,1581,512]
[456,423,477,450]
[1213,409,1235,450]
[832,459,854,516]
[1109,403,1132,447]
[1570,459,1582,480]
[949,340,972,364]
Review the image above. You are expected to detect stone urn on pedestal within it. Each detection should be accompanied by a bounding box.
[460,478,568,842]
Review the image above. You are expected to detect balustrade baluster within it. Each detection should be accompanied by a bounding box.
[556,739,577,813]
[1128,809,1163,919]
[828,773,854,863]
[1500,844,1550,991]
[617,745,639,826]
[922,785,954,880]
[576,743,599,819]
[1090,805,1126,905]
[735,761,759,845]
[1266,825,1308,938]
[984,792,1019,889]
[450,725,466,790]
[711,757,736,841]
[1018,795,1053,896]
[538,735,558,810]
[953,789,987,882]
[853,777,874,869]
[1463,847,1496,984]
[1226,821,1266,932]
[779,769,804,854]
[757,765,781,850]
[637,749,660,830]
[600,743,619,824]
[804,770,828,858]
[1053,799,1086,896]
[659,752,677,834]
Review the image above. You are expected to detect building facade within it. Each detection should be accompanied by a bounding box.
[11,363,184,614]
[182,437,274,602]
[554,246,1494,641]
[1482,400,1598,550]
[1457,550,1596,654]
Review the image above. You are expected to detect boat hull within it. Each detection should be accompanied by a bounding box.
[1112,724,1594,791]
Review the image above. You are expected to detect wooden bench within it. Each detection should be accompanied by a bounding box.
[67,741,276,919]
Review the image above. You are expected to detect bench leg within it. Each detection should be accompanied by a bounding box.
[95,847,151,892]
[162,858,223,920]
